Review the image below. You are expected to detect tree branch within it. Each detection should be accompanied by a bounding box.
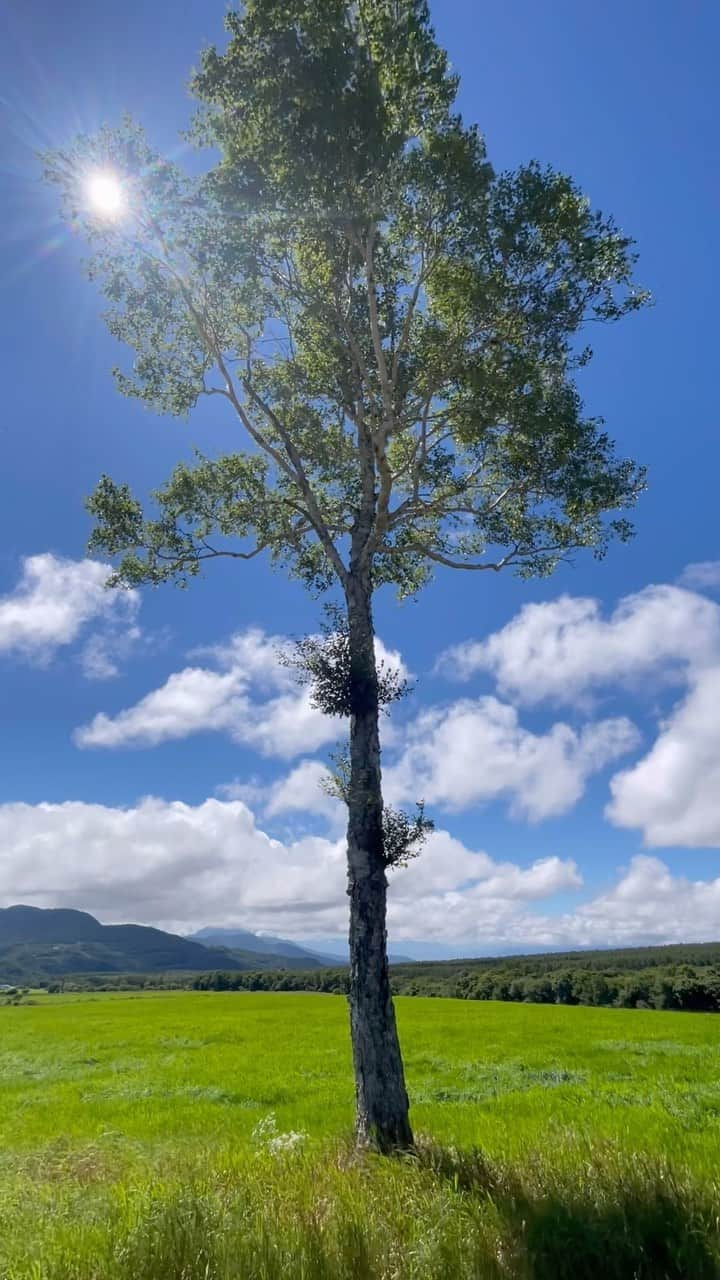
[360,232,397,557]
[390,251,427,388]
[120,210,349,589]
[197,539,269,561]
[396,542,519,571]
[238,372,349,586]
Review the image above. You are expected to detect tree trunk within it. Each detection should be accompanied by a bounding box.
[345,567,413,1152]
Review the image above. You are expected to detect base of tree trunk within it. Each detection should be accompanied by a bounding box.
[348,866,414,1154]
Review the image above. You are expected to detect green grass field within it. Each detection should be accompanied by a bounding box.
[2,991,720,1278]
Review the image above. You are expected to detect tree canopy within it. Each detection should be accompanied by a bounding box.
[46,0,647,602]
[45,0,649,1151]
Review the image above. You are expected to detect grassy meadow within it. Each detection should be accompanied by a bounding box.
[2,991,720,1278]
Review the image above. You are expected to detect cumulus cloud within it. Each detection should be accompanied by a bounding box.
[88,618,639,824]
[680,561,720,591]
[227,698,638,830]
[4,794,719,949]
[389,851,720,950]
[0,554,139,671]
[79,626,143,680]
[76,666,249,748]
[424,854,720,952]
[66,572,720,846]
[0,794,580,940]
[75,628,338,756]
[383,697,639,821]
[75,628,407,756]
[440,585,720,706]
[198,630,410,685]
[263,760,340,821]
[219,760,341,825]
[557,855,720,948]
[607,667,720,846]
[386,837,582,942]
[438,578,720,848]
[0,796,344,935]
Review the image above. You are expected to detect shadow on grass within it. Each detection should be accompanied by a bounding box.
[20,1140,720,1280]
[413,1140,720,1280]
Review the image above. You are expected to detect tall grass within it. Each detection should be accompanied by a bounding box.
[8,1142,720,1279]
[2,992,720,1277]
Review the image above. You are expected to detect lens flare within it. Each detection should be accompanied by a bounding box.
[86,171,124,218]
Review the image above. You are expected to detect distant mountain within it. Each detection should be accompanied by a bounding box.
[191,926,413,966]
[0,906,104,945]
[0,906,325,983]
[189,926,336,965]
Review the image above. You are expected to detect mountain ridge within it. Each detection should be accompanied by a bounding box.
[0,906,327,982]
[190,926,415,966]
[187,926,345,966]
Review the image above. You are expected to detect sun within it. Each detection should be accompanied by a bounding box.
[86,170,125,218]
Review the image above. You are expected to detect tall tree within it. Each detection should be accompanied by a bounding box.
[46,0,647,1151]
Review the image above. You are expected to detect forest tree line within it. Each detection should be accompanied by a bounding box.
[42,941,720,1012]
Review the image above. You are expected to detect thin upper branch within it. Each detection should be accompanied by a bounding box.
[238,372,349,586]
[390,252,428,388]
[360,232,397,557]
[197,540,268,561]
[362,231,396,431]
[126,214,349,589]
[403,543,514,571]
[393,539,581,572]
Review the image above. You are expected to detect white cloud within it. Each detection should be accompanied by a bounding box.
[438,579,720,848]
[383,697,638,821]
[192,629,291,684]
[80,625,143,680]
[196,629,410,688]
[0,796,344,935]
[263,760,340,821]
[4,796,720,950]
[607,667,720,846]
[441,585,720,706]
[419,854,720,952]
[680,561,720,591]
[374,637,411,683]
[234,699,638,829]
[77,666,246,748]
[66,574,720,847]
[0,794,579,940]
[218,760,342,825]
[75,627,339,757]
[75,627,408,757]
[0,554,139,670]
[386,837,582,942]
[391,852,720,950]
[558,854,720,948]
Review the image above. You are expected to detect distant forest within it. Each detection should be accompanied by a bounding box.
[30,940,720,1013]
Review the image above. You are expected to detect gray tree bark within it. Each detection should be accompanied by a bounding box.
[345,561,413,1152]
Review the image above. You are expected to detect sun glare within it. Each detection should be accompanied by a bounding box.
[86,170,125,218]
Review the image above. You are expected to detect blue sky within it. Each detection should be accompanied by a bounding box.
[1,0,719,956]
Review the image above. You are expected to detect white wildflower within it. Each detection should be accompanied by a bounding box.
[251,1112,278,1143]
[267,1130,307,1156]
[251,1111,307,1156]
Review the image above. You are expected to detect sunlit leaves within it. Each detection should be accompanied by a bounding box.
[46,0,648,597]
